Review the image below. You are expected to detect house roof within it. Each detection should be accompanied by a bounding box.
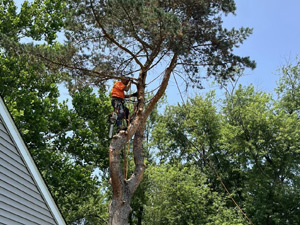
[0,96,66,225]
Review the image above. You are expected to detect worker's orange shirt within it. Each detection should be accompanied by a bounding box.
[111,81,126,99]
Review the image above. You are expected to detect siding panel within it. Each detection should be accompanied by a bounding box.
[0,139,20,159]
[0,205,55,225]
[0,198,54,223]
[0,150,27,172]
[0,142,23,165]
[0,187,49,213]
[0,174,44,202]
[0,215,24,225]
[0,122,8,134]
[0,116,58,225]
[0,130,12,145]
[0,162,42,196]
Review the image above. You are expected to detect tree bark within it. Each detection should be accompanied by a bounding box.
[108,180,132,225]
[108,120,146,225]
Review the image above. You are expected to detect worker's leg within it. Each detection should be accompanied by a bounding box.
[116,101,124,128]
[111,99,123,127]
[124,106,129,126]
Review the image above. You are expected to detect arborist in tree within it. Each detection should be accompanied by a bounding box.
[110,77,137,132]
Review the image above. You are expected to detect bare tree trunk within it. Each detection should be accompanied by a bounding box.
[108,124,145,225]
[108,182,132,225]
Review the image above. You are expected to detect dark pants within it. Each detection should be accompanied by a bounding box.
[111,98,129,127]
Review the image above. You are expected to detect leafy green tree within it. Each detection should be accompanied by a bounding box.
[143,163,246,225]
[152,75,300,225]
[7,0,255,224]
[275,60,300,114]
[151,92,221,165]
[150,92,249,224]
[0,1,112,221]
[223,84,300,225]
[0,51,112,224]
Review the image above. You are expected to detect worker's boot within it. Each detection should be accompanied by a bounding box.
[117,125,127,133]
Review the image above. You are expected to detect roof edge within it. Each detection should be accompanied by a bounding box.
[0,96,66,225]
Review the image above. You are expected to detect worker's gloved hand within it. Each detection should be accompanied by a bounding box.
[131,92,138,97]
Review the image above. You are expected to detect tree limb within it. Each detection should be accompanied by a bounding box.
[89,0,144,68]
[36,53,139,82]
[144,53,178,119]
[127,123,146,194]
[120,3,152,55]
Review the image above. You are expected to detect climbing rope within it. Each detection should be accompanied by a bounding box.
[124,85,135,180]
[146,70,164,86]
[125,140,130,179]
[124,108,131,180]
[172,72,255,225]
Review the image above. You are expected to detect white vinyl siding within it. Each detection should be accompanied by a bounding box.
[0,117,58,225]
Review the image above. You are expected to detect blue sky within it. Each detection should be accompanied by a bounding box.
[222,0,300,93]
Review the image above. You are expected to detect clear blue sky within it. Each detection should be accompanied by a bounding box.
[222,0,300,92]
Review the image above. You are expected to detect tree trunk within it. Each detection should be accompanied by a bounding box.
[108,131,130,225]
[108,124,145,225]
[108,181,132,225]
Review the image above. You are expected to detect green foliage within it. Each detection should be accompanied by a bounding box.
[0,52,110,224]
[19,0,66,43]
[57,86,111,167]
[152,92,221,164]
[222,84,300,224]
[275,60,300,114]
[42,153,109,224]
[151,102,190,162]
[0,0,19,40]
[143,164,245,225]
[151,73,300,224]
[0,0,65,45]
